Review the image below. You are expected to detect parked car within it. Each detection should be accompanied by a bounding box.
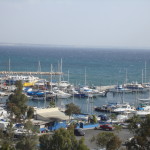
[99,124,115,131]
[117,123,129,129]
[74,128,85,136]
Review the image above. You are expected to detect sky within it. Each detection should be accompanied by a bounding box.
[0,0,150,49]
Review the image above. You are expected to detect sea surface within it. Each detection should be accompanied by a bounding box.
[0,45,150,114]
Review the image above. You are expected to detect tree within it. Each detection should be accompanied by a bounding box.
[49,101,55,108]
[0,123,15,150]
[65,103,81,120]
[89,115,97,123]
[91,132,122,150]
[7,81,28,122]
[39,128,89,150]
[127,115,141,134]
[126,114,150,150]
[27,107,34,119]
[15,135,38,150]
[15,120,38,150]
[113,124,122,134]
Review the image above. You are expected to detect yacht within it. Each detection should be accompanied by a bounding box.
[113,103,136,113]
[54,90,71,99]
[57,81,70,88]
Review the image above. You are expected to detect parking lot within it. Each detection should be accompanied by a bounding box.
[75,128,133,150]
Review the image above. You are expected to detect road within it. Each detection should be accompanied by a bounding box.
[75,128,133,150]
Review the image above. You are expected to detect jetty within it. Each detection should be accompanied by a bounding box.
[96,85,116,92]
[0,71,62,76]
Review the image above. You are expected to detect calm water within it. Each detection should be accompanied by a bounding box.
[0,45,150,114]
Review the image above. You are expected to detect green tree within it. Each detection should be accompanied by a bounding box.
[89,115,97,123]
[65,103,81,120]
[0,123,15,150]
[127,115,141,134]
[27,106,34,119]
[113,124,122,134]
[39,128,89,150]
[15,120,38,150]
[49,101,55,108]
[110,113,117,120]
[24,119,39,133]
[15,135,38,150]
[0,141,15,150]
[91,132,122,150]
[7,81,28,122]
[126,114,150,150]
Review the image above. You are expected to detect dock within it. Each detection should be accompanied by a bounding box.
[96,85,116,92]
[0,71,63,76]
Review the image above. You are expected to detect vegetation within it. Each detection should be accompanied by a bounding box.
[27,106,34,119]
[91,132,122,150]
[49,101,55,108]
[65,103,81,119]
[126,114,150,150]
[0,123,15,150]
[88,115,97,123]
[110,113,117,120]
[113,124,122,133]
[39,128,89,150]
[7,81,28,122]
[15,135,38,150]
[127,115,141,134]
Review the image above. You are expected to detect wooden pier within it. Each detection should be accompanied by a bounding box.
[0,71,63,76]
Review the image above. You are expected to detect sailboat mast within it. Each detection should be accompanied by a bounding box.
[8,58,10,72]
[58,59,62,83]
[68,70,69,83]
[142,69,143,84]
[85,67,87,86]
[145,61,147,83]
[50,64,53,91]
[125,69,128,85]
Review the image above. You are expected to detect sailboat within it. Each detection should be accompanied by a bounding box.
[113,91,136,113]
[136,87,150,116]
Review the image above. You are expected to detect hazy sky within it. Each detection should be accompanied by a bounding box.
[0,0,150,49]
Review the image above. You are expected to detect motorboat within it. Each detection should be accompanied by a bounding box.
[57,81,71,88]
[54,90,71,99]
[136,110,150,117]
[79,86,106,97]
[0,91,7,96]
[5,75,39,86]
[109,85,131,93]
[113,103,136,113]
[124,82,144,92]
[34,79,47,86]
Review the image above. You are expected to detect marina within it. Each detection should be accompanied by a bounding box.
[0,73,150,115]
[0,47,150,132]
[1,1,150,149]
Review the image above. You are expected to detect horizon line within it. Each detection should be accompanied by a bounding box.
[0,42,150,51]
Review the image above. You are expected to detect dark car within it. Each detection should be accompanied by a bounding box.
[100,124,115,131]
[74,128,85,136]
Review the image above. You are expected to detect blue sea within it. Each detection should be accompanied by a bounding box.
[0,45,150,114]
